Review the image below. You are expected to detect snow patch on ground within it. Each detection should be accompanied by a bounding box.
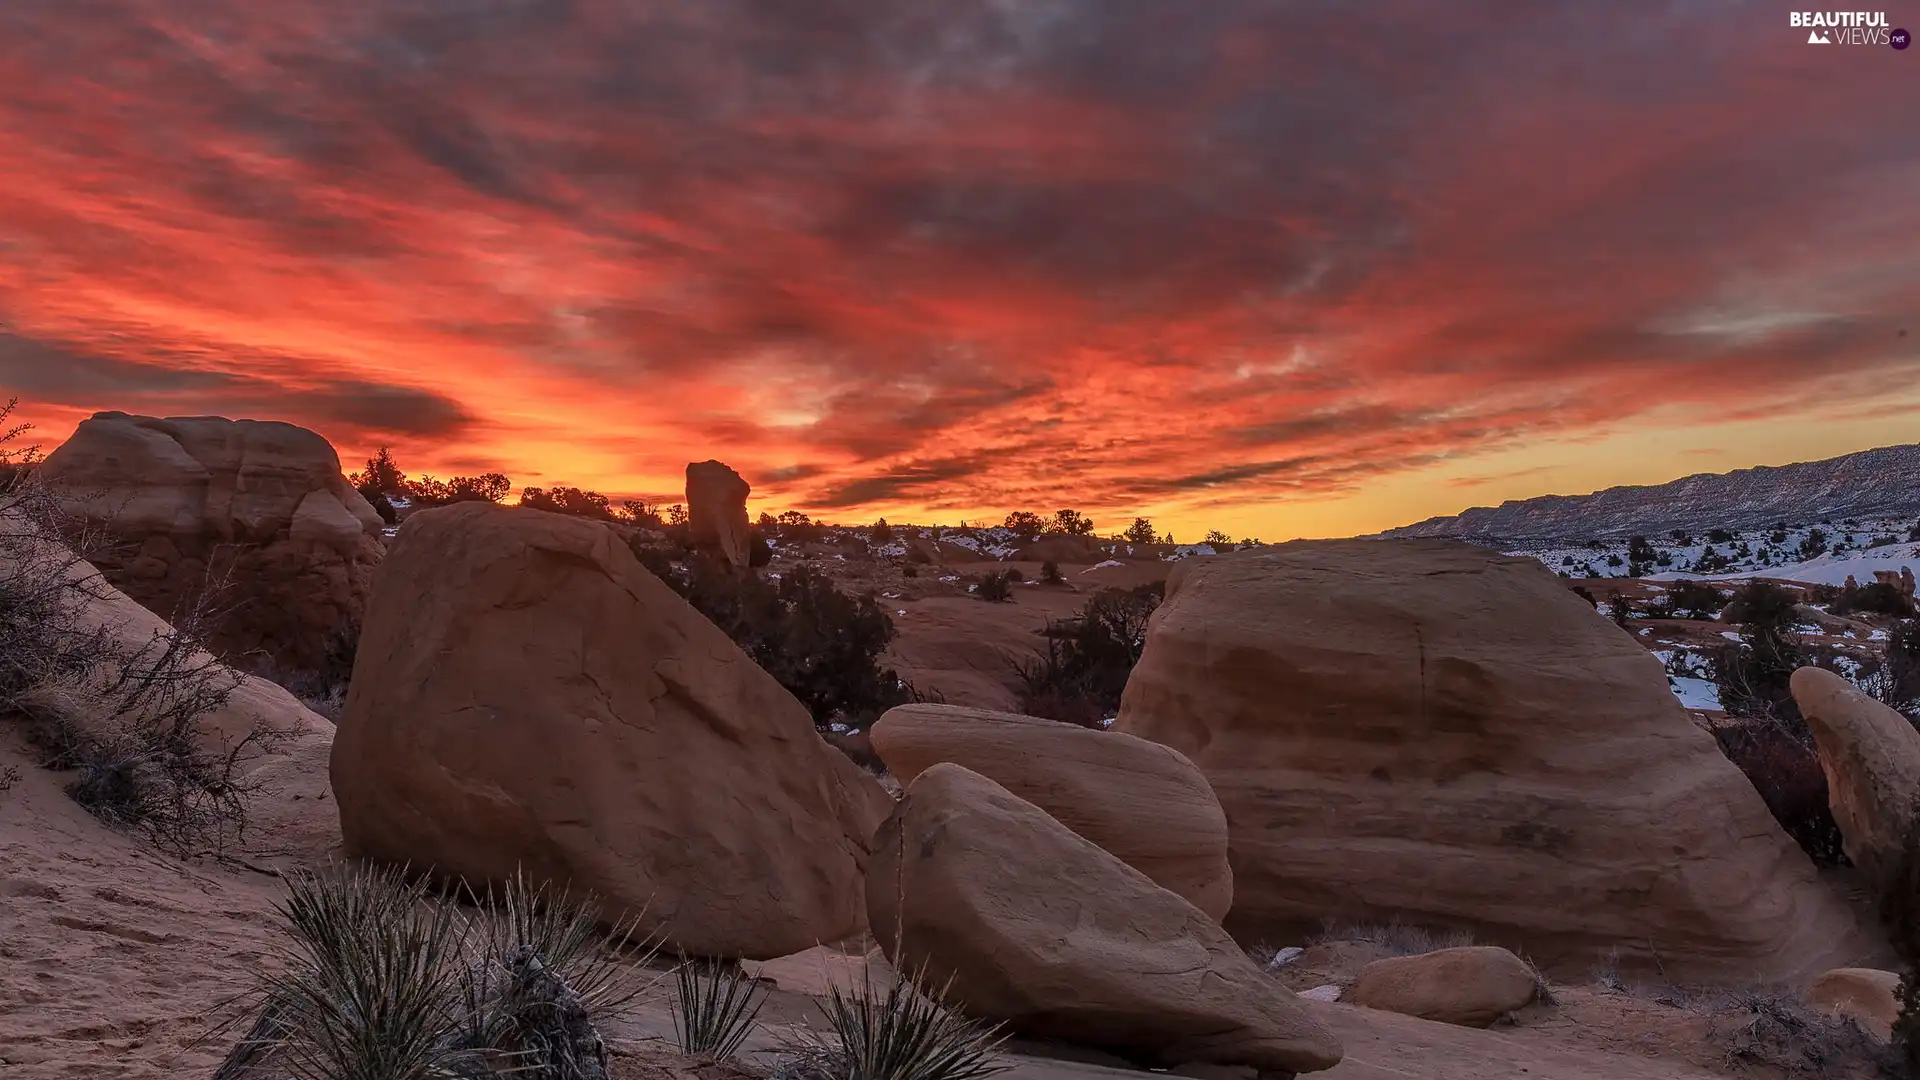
[1669,676,1722,711]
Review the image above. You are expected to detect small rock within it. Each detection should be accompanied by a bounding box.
[1267,947,1305,970]
[1803,967,1901,1042]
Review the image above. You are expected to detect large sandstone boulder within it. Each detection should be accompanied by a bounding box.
[685,460,751,569]
[1790,666,1920,885]
[868,703,1231,920]
[40,412,382,677]
[1346,947,1540,1028]
[331,501,893,959]
[867,763,1342,1076]
[1113,539,1873,981]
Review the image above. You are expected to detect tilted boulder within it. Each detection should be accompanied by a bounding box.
[39,411,382,677]
[869,703,1231,920]
[332,501,893,959]
[684,460,751,569]
[867,763,1342,1076]
[1346,947,1541,1028]
[1790,666,1920,886]
[1113,539,1874,981]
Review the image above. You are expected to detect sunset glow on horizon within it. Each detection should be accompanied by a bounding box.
[2,2,1916,540]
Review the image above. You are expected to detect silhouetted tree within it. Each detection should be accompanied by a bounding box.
[869,518,894,544]
[520,485,614,520]
[1047,509,1095,537]
[1122,517,1158,545]
[667,503,689,526]
[348,447,408,499]
[622,500,665,528]
[408,472,511,506]
[1017,583,1166,727]
[1002,511,1045,538]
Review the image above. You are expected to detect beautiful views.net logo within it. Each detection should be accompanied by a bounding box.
[1789,10,1906,46]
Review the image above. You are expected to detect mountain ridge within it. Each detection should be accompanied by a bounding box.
[1382,442,1920,540]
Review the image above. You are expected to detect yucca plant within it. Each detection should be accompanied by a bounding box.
[786,964,1008,1080]
[455,869,661,1079]
[215,865,659,1080]
[234,862,477,1080]
[672,957,767,1060]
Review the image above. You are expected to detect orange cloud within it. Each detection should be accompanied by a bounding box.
[0,1,1914,537]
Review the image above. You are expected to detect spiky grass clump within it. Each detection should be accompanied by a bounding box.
[785,966,1007,1080]
[458,870,661,1079]
[247,863,475,1080]
[672,957,767,1060]
[218,865,658,1080]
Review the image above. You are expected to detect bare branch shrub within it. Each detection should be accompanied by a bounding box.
[1708,989,1885,1077]
[0,398,273,854]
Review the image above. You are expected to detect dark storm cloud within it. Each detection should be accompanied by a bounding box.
[0,332,474,438]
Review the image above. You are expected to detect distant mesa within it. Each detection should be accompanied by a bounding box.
[1384,442,1920,540]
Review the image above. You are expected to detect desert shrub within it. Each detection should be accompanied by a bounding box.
[974,571,1014,603]
[1882,818,1920,1075]
[219,865,656,1080]
[774,510,818,544]
[673,958,766,1060]
[1,404,270,854]
[1654,580,1727,620]
[1832,581,1916,618]
[1039,561,1064,585]
[348,446,409,500]
[1569,584,1598,607]
[901,563,919,579]
[520,485,614,520]
[1708,988,1884,1078]
[1872,620,1920,718]
[364,490,399,525]
[1606,591,1633,628]
[1000,511,1044,539]
[1712,722,1847,865]
[406,472,511,507]
[781,966,1006,1080]
[633,550,916,731]
[457,871,658,1078]
[869,519,894,545]
[1798,528,1829,560]
[1015,583,1163,726]
[1046,509,1095,537]
[1707,528,1734,544]
[1708,580,1846,863]
[1909,519,1920,542]
[1714,581,1805,724]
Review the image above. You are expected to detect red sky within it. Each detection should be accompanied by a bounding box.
[1,1,1916,539]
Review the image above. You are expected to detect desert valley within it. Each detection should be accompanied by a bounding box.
[3,406,1919,1080]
